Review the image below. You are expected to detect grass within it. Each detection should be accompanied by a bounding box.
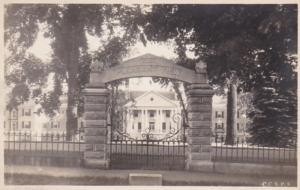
[5,173,297,186]
[5,173,128,185]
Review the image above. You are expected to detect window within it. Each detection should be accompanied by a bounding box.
[12,121,17,130]
[237,123,240,131]
[22,121,24,128]
[149,110,155,117]
[138,122,142,132]
[81,121,84,128]
[162,122,166,132]
[132,124,134,130]
[149,122,155,131]
[50,122,59,128]
[165,110,170,118]
[12,110,17,119]
[133,110,139,117]
[215,123,224,130]
[216,111,223,118]
[25,121,31,129]
[24,109,31,116]
[237,111,240,118]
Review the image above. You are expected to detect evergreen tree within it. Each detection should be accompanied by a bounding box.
[249,73,297,147]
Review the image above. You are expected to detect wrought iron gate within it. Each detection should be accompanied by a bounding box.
[109,113,188,170]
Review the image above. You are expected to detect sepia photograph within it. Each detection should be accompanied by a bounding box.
[2,2,298,187]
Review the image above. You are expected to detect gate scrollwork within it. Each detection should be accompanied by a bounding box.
[111,111,187,142]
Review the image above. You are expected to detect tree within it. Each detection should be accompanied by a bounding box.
[142,4,297,145]
[249,65,297,147]
[225,82,237,145]
[5,4,143,139]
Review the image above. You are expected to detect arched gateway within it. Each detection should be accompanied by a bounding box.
[82,54,214,171]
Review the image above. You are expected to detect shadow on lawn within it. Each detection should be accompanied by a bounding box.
[5,173,297,186]
[5,173,128,185]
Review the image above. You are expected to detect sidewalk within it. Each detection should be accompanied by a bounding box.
[4,165,297,186]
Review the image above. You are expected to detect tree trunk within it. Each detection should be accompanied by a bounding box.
[65,70,79,140]
[225,83,237,145]
[64,5,81,141]
[66,92,78,141]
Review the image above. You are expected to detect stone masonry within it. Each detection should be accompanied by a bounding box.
[186,83,214,172]
[82,87,109,168]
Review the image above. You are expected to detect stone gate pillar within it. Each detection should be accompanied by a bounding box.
[82,86,109,168]
[186,61,214,172]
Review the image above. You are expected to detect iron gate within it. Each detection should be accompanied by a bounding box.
[109,113,188,170]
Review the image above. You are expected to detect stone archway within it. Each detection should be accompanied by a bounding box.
[82,54,214,171]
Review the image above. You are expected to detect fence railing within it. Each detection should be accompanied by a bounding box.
[212,136,297,165]
[4,131,85,152]
[3,131,297,166]
[109,138,186,170]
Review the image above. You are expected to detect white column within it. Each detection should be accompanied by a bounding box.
[130,109,134,133]
[145,108,148,131]
[126,109,130,133]
[155,108,159,134]
[128,108,131,133]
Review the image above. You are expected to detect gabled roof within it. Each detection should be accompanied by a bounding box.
[127,90,176,100]
[124,91,178,108]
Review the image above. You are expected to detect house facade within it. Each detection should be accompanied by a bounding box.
[121,91,183,140]
[4,100,38,133]
[3,96,84,141]
[212,95,250,144]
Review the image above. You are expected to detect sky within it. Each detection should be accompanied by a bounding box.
[28,30,178,62]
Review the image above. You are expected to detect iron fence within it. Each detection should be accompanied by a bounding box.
[109,139,187,170]
[3,131,297,166]
[212,136,297,165]
[4,131,85,152]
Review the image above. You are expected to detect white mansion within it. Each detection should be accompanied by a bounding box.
[4,90,250,143]
[121,91,182,140]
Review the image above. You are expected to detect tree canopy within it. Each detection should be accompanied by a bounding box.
[5,4,144,138]
[4,4,297,145]
[142,4,297,146]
